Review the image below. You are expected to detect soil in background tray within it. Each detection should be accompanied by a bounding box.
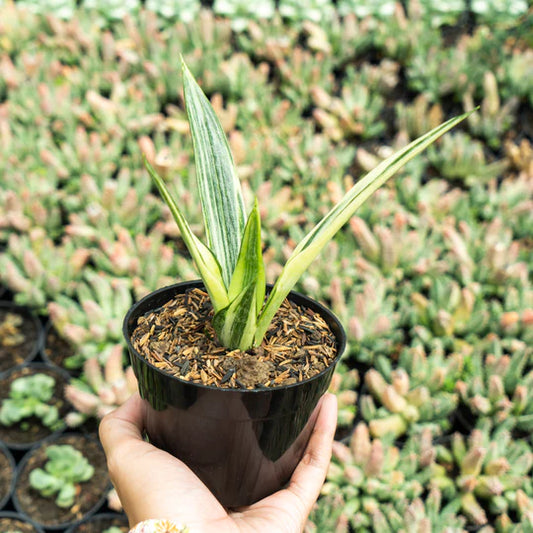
[0,447,14,505]
[132,288,338,390]
[15,434,110,528]
[0,516,39,532]
[0,366,68,447]
[0,308,40,373]
[73,514,129,532]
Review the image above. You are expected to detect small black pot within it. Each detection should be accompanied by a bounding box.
[64,512,129,532]
[13,433,111,531]
[123,280,346,508]
[0,302,43,373]
[0,441,16,511]
[0,511,45,532]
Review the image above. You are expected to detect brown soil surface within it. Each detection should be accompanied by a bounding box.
[0,446,14,505]
[0,517,38,532]
[131,288,338,389]
[0,366,68,447]
[15,434,110,528]
[0,308,40,373]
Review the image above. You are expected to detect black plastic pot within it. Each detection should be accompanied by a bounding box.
[0,362,70,451]
[123,280,346,508]
[13,433,111,531]
[0,301,43,373]
[0,441,16,511]
[0,511,45,532]
[64,512,129,532]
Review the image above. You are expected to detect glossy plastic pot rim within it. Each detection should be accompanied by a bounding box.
[123,280,346,394]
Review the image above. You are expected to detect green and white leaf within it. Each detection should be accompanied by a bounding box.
[182,59,246,288]
[149,60,475,353]
[144,159,229,313]
[254,110,476,344]
[214,200,265,349]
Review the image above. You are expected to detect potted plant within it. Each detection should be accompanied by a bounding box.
[123,59,473,507]
[0,302,42,373]
[13,434,110,530]
[0,363,69,450]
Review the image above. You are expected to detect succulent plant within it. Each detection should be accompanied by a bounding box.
[441,218,529,297]
[29,444,94,508]
[471,0,529,25]
[433,423,533,526]
[348,211,445,281]
[403,275,489,345]
[0,312,24,347]
[87,223,180,300]
[277,47,335,111]
[64,345,137,424]
[312,66,386,141]
[213,0,275,32]
[493,490,533,532]
[305,493,349,532]
[328,363,359,429]
[144,0,200,23]
[395,95,444,141]
[463,71,519,149]
[370,488,466,532]
[323,424,438,530]
[428,132,507,187]
[455,337,533,436]
[278,0,334,23]
[47,272,132,363]
[414,0,466,28]
[407,43,469,103]
[337,0,396,19]
[0,181,63,242]
[502,48,533,107]
[14,0,75,20]
[360,348,461,438]
[329,274,403,364]
[82,0,140,23]
[466,169,533,244]
[0,231,89,310]
[0,374,65,431]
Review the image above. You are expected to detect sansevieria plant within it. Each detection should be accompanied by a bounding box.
[145,59,474,352]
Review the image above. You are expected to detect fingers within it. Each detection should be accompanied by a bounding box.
[98,393,229,528]
[287,393,337,512]
[98,392,145,457]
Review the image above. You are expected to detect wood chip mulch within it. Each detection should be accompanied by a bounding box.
[131,288,338,390]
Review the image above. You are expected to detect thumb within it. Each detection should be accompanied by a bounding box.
[98,392,146,457]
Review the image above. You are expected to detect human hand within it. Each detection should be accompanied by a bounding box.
[99,392,337,533]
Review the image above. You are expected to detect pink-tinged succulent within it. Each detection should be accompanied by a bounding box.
[322,424,436,530]
[64,346,137,422]
[361,346,461,438]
